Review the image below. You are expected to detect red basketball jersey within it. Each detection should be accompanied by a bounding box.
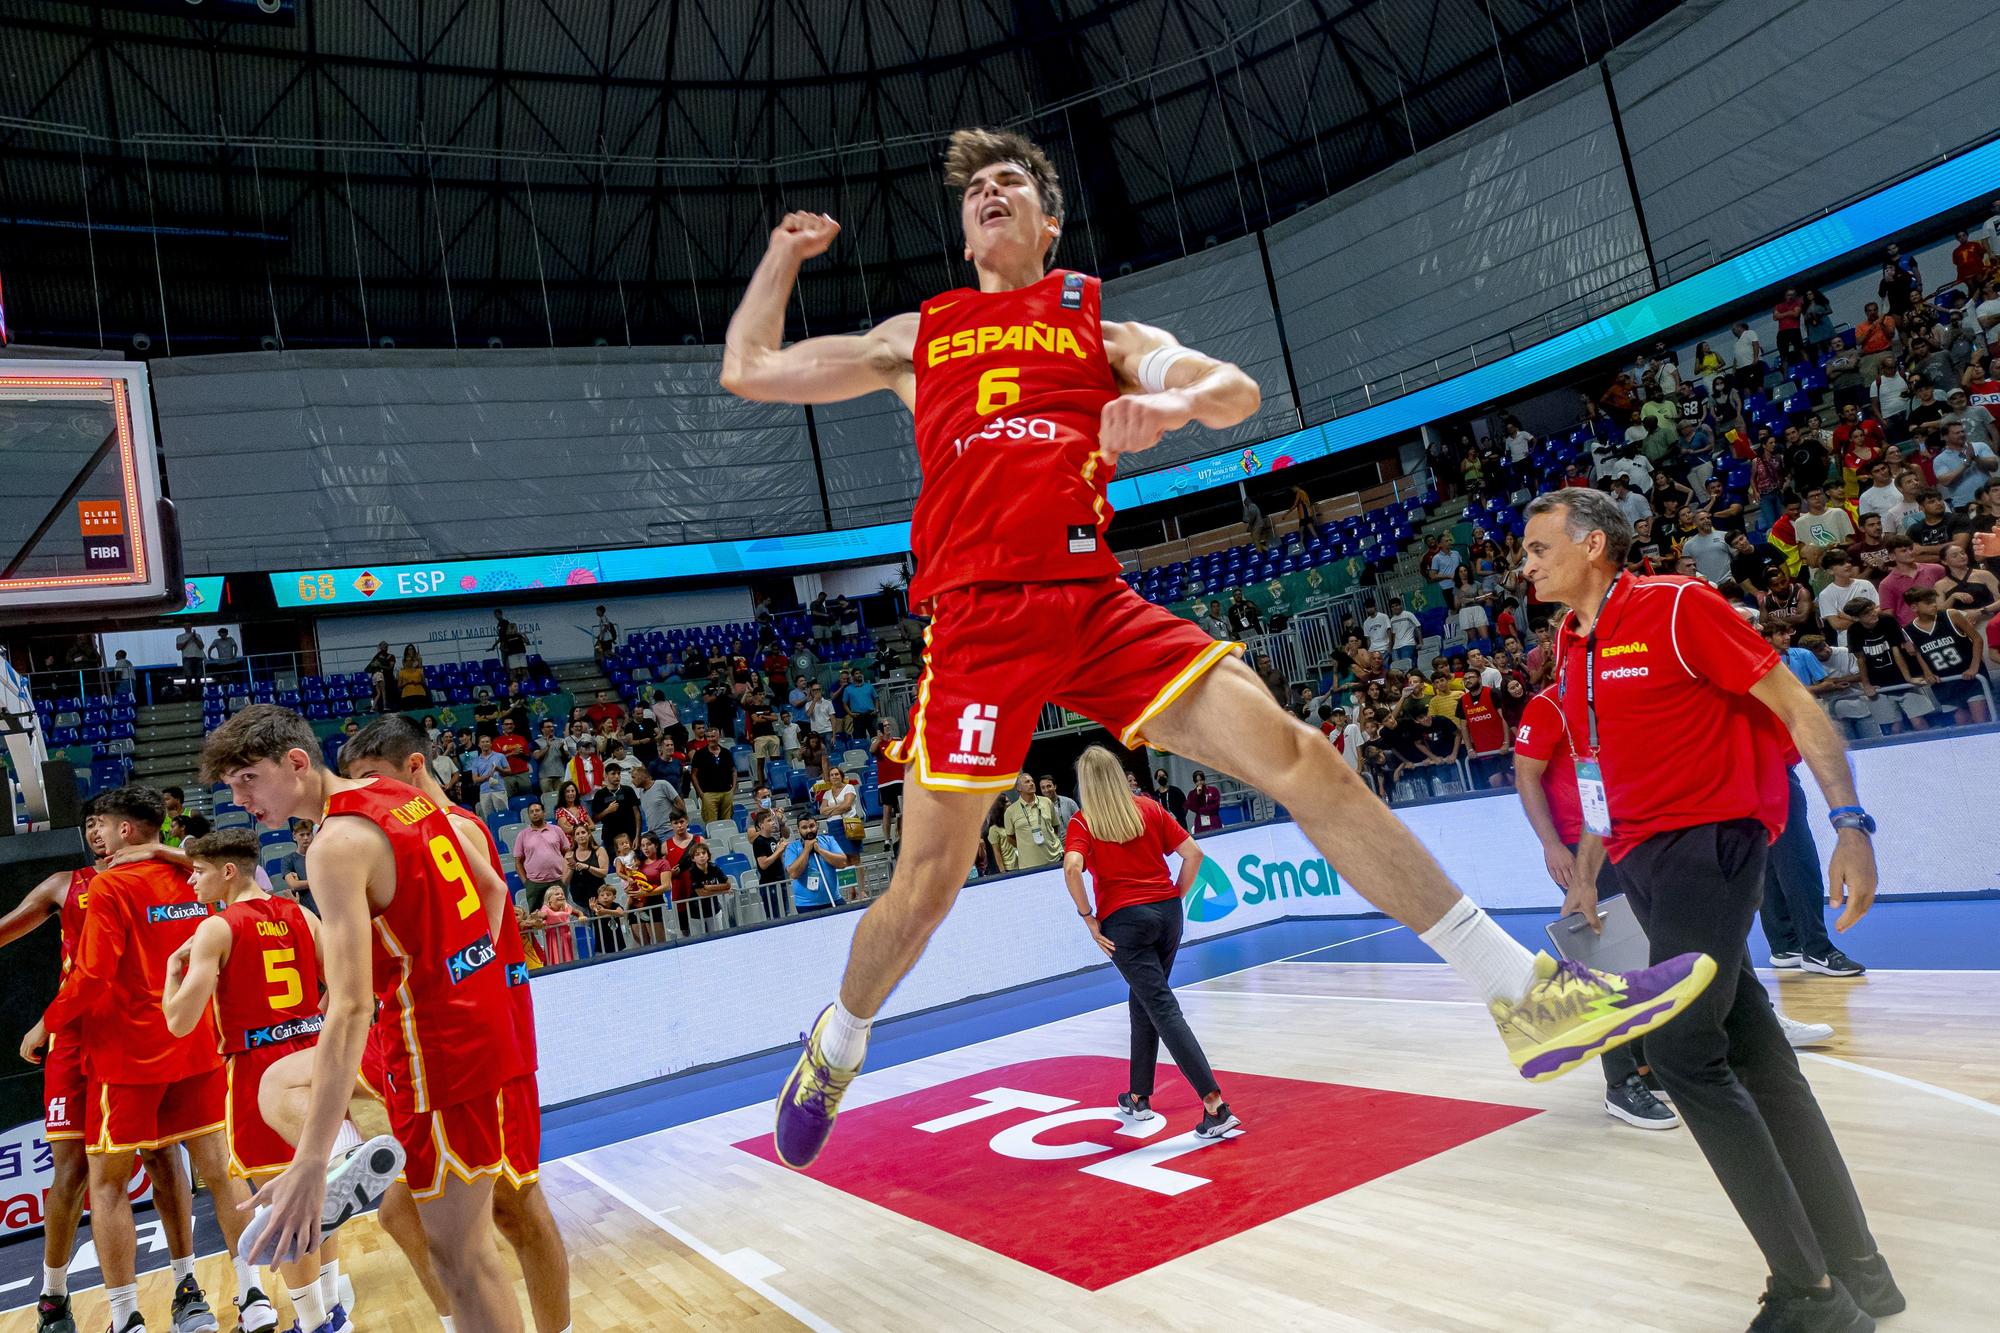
[453,805,538,1073]
[323,777,519,1114]
[57,866,96,984]
[909,268,1123,602]
[212,895,324,1057]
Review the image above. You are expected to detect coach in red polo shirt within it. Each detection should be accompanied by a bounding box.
[1520,488,1898,1331]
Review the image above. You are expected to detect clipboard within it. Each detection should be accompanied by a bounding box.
[1545,894,1651,973]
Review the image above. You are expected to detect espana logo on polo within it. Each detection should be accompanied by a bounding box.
[1183,852,1342,923]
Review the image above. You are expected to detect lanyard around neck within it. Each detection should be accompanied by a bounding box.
[1558,574,1622,756]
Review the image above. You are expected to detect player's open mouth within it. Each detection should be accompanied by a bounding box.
[979,202,1010,224]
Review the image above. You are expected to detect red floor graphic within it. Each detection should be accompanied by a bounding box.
[737,1055,1539,1289]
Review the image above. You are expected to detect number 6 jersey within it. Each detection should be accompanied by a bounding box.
[325,776,523,1115]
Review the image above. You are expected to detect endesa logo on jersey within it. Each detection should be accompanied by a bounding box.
[146,902,211,924]
[951,414,1058,457]
[444,934,499,984]
[244,1014,324,1049]
[1599,665,1651,681]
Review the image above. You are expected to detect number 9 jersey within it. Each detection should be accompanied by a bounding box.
[325,776,524,1116]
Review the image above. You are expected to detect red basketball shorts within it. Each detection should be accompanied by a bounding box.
[889,579,1241,791]
[392,1086,508,1202]
[87,1068,226,1156]
[225,1041,313,1180]
[43,1028,88,1141]
[500,1073,542,1188]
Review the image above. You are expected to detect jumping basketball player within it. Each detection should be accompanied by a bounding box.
[199,705,526,1333]
[332,713,572,1333]
[160,829,351,1333]
[721,128,1717,1170]
[34,787,276,1333]
[1,801,207,1333]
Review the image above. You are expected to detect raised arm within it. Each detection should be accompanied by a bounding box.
[720,211,917,405]
[0,870,66,950]
[163,914,231,1038]
[1097,321,1261,461]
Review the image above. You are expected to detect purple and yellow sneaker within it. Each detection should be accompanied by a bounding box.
[773,1005,863,1169]
[1494,950,1716,1082]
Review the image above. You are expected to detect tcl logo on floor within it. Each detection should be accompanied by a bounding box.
[736,1055,1536,1288]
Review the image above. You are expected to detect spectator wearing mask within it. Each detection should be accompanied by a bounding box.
[1185,771,1221,833]
[1151,768,1188,825]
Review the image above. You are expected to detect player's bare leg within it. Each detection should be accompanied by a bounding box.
[135,1145,196,1269]
[40,1139,88,1283]
[493,1181,571,1333]
[774,781,991,1168]
[86,1150,143,1324]
[1145,655,1718,1079]
[415,1175,523,1333]
[377,1184,455,1318]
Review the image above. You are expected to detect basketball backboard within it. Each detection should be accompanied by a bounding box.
[0,359,183,622]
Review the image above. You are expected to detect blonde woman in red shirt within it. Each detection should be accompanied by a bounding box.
[1062,746,1239,1139]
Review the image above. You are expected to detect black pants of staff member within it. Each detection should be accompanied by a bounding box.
[1099,897,1220,1101]
[1618,818,1874,1288]
[1760,767,1834,960]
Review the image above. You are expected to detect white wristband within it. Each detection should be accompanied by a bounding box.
[1137,344,1199,394]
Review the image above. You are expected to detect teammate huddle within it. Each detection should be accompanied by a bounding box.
[8,709,570,1333]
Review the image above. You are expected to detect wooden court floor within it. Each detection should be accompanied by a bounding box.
[7,961,1994,1332]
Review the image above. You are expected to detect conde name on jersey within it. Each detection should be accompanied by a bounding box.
[926,322,1085,366]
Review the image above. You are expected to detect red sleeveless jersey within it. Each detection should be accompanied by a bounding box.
[909,268,1123,602]
[452,806,538,1072]
[57,866,96,985]
[211,895,323,1057]
[323,777,519,1114]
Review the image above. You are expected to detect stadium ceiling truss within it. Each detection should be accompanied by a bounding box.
[0,0,1679,353]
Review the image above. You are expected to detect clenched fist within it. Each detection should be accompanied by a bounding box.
[1098,391,1194,462]
[771,211,840,262]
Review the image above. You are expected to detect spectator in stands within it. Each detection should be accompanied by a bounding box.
[1186,771,1221,833]
[585,688,624,731]
[492,716,532,795]
[1771,288,1805,363]
[1815,551,1878,632]
[750,810,790,920]
[1877,534,1946,623]
[983,796,1017,873]
[1190,598,1229,639]
[566,736,606,796]
[592,767,640,852]
[468,733,510,818]
[471,686,501,739]
[567,827,612,916]
[744,692,782,785]
[531,887,577,965]
[493,610,530,684]
[1855,302,1898,382]
[586,882,628,955]
[1840,598,1931,735]
[278,821,315,914]
[1384,596,1422,668]
[843,671,878,739]
[1802,288,1836,354]
[872,722,905,851]
[1284,483,1321,542]
[1944,388,1997,452]
[1041,775,1079,830]
[531,718,566,793]
[396,644,429,709]
[1870,358,1912,439]
[802,679,835,746]
[1937,542,2000,614]
[1899,587,1992,726]
[1226,589,1263,637]
[592,605,618,669]
[175,625,205,694]
[797,729,829,783]
[1729,320,1764,391]
[785,813,852,912]
[515,802,571,910]
[1451,567,1493,646]
[1242,496,1274,551]
[1001,770,1062,872]
[1907,488,1970,562]
[1953,229,1990,296]
[691,730,738,826]
[1935,420,2000,508]
[1680,511,1733,584]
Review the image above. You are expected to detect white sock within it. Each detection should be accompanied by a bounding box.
[1419,897,1539,1006]
[41,1263,67,1297]
[109,1283,140,1326]
[289,1281,329,1331]
[171,1254,196,1282]
[330,1121,363,1161]
[233,1252,259,1297]
[818,999,873,1071]
[318,1259,341,1309]
[440,1317,457,1332]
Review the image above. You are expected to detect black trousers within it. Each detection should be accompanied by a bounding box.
[1099,897,1220,1100]
[1760,768,1834,959]
[1618,819,1874,1286]
[1588,855,1642,1090]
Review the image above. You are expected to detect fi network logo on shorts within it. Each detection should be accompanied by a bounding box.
[949,703,1000,767]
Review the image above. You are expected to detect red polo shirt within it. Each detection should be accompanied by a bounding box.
[1063,795,1188,921]
[1551,575,1795,860]
[1512,688,1581,845]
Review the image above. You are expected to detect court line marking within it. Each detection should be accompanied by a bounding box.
[559,1157,842,1333]
[1186,989,1483,1007]
[1797,1053,2000,1119]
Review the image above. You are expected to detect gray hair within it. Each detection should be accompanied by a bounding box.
[1524,488,1633,564]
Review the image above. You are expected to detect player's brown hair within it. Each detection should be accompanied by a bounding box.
[183,828,260,868]
[944,128,1064,257]
[199,703,322,782]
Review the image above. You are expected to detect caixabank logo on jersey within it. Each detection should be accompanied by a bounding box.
[146,902,211,924]
[244,1014,324,1049]
[1182,848,1342,925]
[445,934,499,983]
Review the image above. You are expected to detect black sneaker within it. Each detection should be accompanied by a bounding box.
[34,1293,76,1333]
[1830,1253,1905,1318]
[1769,951,1804,969]
[1747,1276,1875,1332]
[168,1274,216,1333]
[1802,950,1865,977]
[107,1314,147,1333]
[1116,1092,1157,1124]
[1604,1074,1680,1130]
[1194,1102,1240,1139]
[1640,1069,1673,1104]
